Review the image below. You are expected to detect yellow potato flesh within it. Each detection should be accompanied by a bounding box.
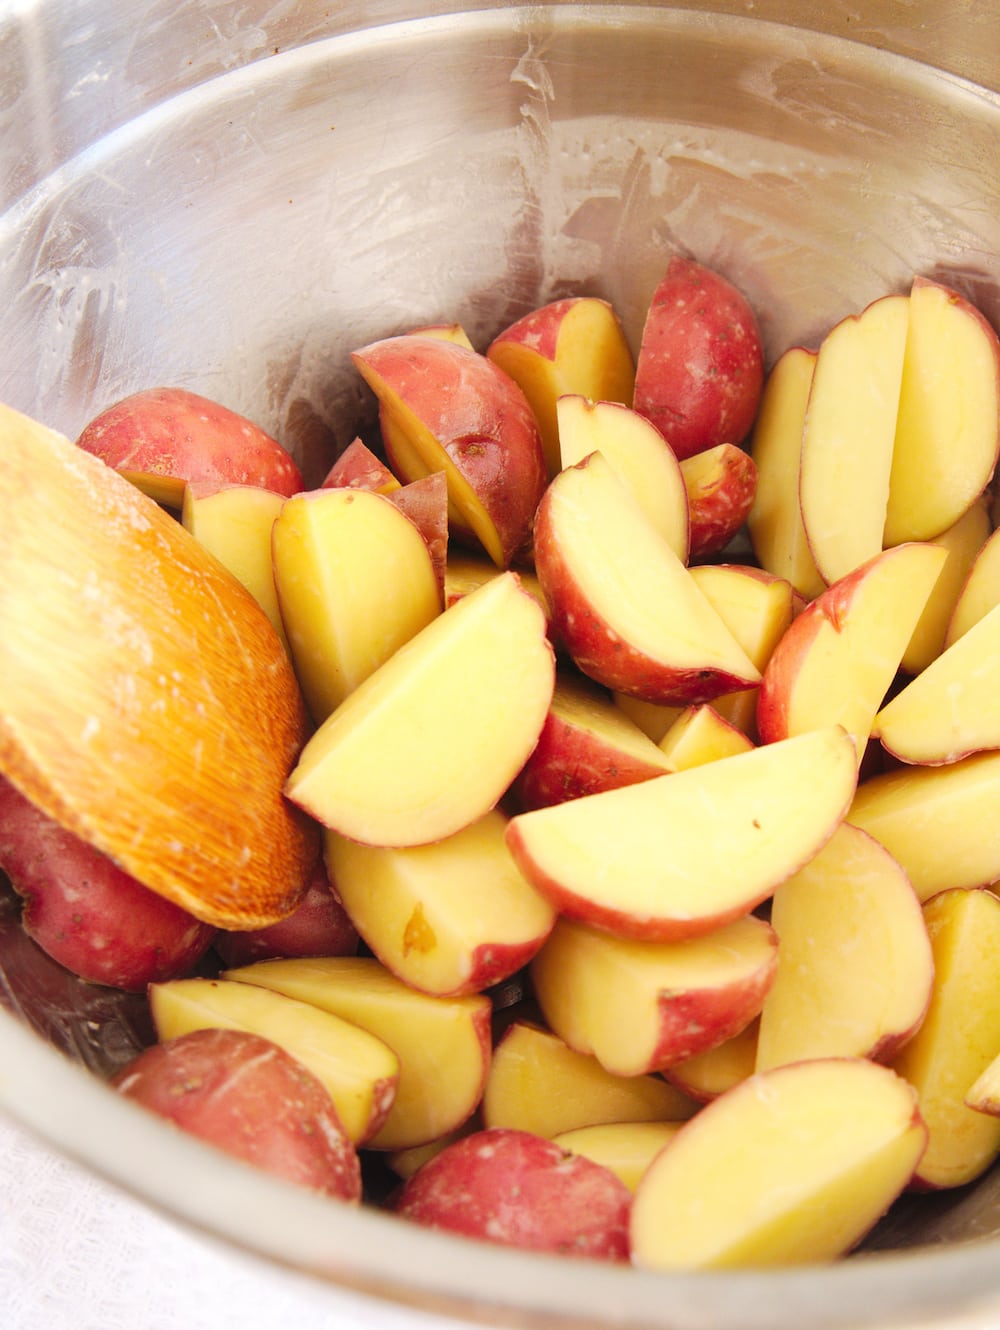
[690,563,796,672]
[181,484,288,650]
[553,1121,684,1193]
[891,887,1000,1189]
[630,1058,926,1269]
[481,1020,697,1139]
[667,1018,759,1102]
[848,750,1000,901]
[488,297,636,476]
[285,571,554,847]
[946,524,1000,647]
[747,345,824,599]
[555,395,689,559]
[324,810,555,997]
[547,672,675,768]
[510,727,857,933]
[148,977,399,1145]
[902,499,991,674]
[755,822,933,1070]
[690,563,796,736]
[530,914,776,1078]
[886,279,1000,545]
[612,693,685,744]
[272,487,440,723]
[223,956,491,1152]
[799,294,910,584]
[658,704,754,770]
[775,542,946,765]
[546,453,759,682]
[874,602,1000,763]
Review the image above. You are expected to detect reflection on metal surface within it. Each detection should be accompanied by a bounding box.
[1,4,1000,1328]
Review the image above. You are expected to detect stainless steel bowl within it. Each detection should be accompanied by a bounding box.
[3,3,1000,1326]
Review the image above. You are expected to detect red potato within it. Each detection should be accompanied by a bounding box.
[213,861,359,969]
[511,671,675,812]
[76,386,303,500]
[680,443,759,560]
[633,257,765,461]
[0,775,214,992]
[532,451,760,707]
[352,335,547,568]
[393,1126,631,1261]
[113,1028,361,1203]
[486,296,637,476]
[384,471,449,601]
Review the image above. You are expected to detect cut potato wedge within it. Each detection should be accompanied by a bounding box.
[507,727,857,940]
[630,1058,926,1269]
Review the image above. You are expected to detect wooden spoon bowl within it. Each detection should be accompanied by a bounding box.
[0,403,318,930]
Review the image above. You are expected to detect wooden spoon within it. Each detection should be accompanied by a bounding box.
[0,402,318,930]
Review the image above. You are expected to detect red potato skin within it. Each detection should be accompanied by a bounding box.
[76,386,303,498]
[511,709,671,813]
[756,555,874,744]
[506,816,782,942]
[487,297,580,361]
[537,962,778,1074]
[385,471,449,602]
[682,444,759,560]
[352,336,548,568]
[113,1028,361,1202]
[393,1126,631,1260]
[633,257,765,461]
[321,436,399,493]
[213,862,359,969]
[637,953,777,1071]
[0,776,215,992]
[533,482,758,707]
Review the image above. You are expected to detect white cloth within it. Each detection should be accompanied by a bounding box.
[0,1113,479,1330]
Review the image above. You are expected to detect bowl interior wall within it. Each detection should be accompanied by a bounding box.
[2,4,1000,1327]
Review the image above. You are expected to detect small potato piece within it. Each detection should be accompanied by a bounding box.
[393,1126,631,1261]
[633,257,764,461]
[482,1020,698,1138]
[680,443,759,560]
[511,671,675,812]
[665,1018,759,1103]
[149,976,399,1145]
[321,436,400,493]
[530,915,777,1076]
[181,483,289,652]
[0,775,214,992]
[285,571,555,849]
[77,385,303,498]
[754,822,934,1071]
[533,451,760,707]
[272,486,442,724]
[113,1028,361,1202]
[552,1121,684,1193]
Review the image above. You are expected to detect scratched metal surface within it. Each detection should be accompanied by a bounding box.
[1,5,1000,1328]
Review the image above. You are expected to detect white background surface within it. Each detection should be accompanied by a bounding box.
[0,1112,482,1330]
